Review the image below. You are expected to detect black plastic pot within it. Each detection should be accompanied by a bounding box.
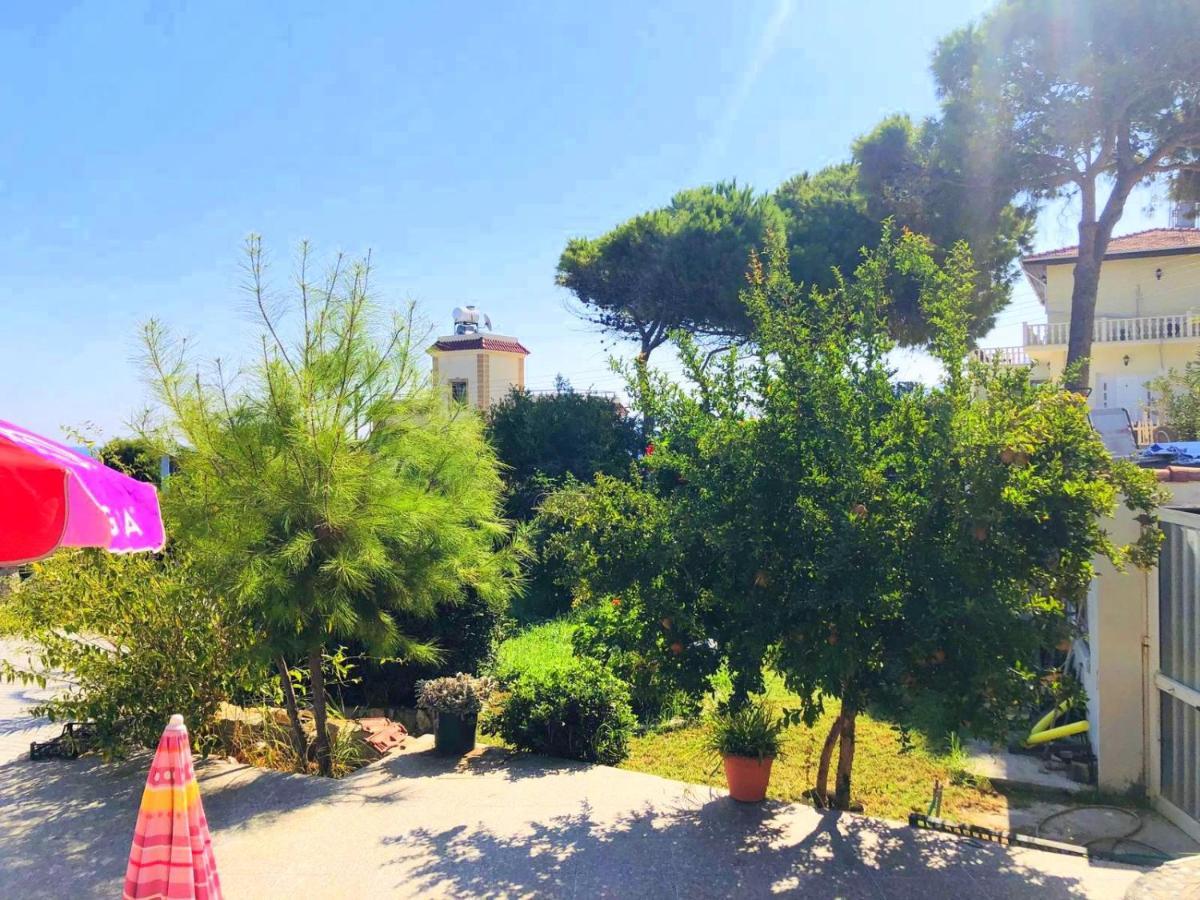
[434,711,478,755]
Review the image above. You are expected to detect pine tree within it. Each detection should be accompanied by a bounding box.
[141,237,523,774]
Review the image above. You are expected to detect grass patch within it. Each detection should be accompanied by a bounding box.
[621,672,1004,824]
[620,708,1004,824]
[491,623,1007,824]
[492,618,577,681]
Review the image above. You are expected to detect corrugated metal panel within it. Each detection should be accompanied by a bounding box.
[1160,521,1200,692]
[1157,513,1200,828]
[1161,692,1199,821]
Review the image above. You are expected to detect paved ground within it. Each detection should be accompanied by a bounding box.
[0,640,61,766]
[0,640,1159,898]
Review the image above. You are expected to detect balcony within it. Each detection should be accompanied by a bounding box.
[1025,313,1200,347]
[972,346,1032,365]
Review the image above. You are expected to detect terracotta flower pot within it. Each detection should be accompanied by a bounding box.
[722,753,774,802]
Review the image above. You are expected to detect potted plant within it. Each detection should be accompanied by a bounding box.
[416,673,495,755]
[707,702,783,802]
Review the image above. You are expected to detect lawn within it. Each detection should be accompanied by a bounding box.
[491,620,1008,825]
[492,619,577,680]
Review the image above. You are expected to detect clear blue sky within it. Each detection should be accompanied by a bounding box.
[0,0,1165,441]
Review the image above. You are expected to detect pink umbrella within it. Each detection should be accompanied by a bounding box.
[0,419,165,565]
[124,715,222,900]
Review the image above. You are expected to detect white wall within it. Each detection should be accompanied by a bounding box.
[1084,480,1200,791]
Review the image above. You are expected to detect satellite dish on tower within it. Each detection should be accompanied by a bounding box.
[452,305,495,334]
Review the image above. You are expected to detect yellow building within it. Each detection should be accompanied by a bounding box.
[427,306,529,411]
[980,228,1200,425]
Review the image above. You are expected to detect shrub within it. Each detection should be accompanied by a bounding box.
[485,384,642,623]
[343,587,508,709]
[1149,353,1200,440]
[0,550,267,756]
[416,673,496,716]
[571,594,699,725]
[484,658,636,765]
[706,703,784,761]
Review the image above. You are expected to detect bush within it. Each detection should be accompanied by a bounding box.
[484,658,636,765]
[572,595,699,725]
[1150,353,1200,440]
[0,550,267,756]
[486,385,642,522]
[341,588,508,709]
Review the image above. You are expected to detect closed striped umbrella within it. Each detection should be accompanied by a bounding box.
[123,715,222,900]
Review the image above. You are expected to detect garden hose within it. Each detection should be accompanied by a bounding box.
[1034,805,1185,867]
[1023,699,1088,748]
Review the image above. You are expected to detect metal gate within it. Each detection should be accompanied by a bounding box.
[1151,507,1200,839]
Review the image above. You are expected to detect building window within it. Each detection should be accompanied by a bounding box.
[450,379,469,404]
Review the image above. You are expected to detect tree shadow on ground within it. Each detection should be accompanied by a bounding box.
[0,738,1141,899]
[0,747,417,898]
[382,794,1136,899]
[374,741,594,782]
[0,738,572,897]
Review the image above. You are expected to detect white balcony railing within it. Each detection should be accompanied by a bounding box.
[971,346,1032,365]
[1024,312,1200,347]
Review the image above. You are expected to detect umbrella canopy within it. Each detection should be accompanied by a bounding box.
[124,715,222,900]
[0,419,165,566]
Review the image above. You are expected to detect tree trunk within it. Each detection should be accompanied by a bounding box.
[275,655,308,763]
[308,646,332,776]
[728,667,755,711]
[833,700,858,810]
[1065,250,1101,392]
[1065,173,1138,392]
[813,714,843,807]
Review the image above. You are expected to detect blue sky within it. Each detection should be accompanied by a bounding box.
[0,0,1165,441]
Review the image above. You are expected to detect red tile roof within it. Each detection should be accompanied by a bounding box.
[431,336,530,355]
[1023,228,1200,264]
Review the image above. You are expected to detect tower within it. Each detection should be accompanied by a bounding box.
[427,306,530,411]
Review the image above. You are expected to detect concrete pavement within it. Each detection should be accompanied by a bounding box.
[0,640,61,767]
[0,639,1151,898]
[0,742,1149,898]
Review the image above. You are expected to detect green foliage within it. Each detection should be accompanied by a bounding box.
[486,383,642,621]
[139,237,524,773]
[490,618,577,682]
[706,702,784,761]
[851,114,1034,343]
[98,436,163,485]
[1149,352,1200,440]
[345,586,509,708]
[571,593,700,725]
[0,551,266,756]
[484,657,636,765]
[930,0,1200,381]
[548,227,1163,792]
[772,163,878,293]
[557,181,786,359]
[486,384,641,521]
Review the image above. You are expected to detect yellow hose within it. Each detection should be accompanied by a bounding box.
[1023,699,1087,748]
[1024,719,1088,746]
